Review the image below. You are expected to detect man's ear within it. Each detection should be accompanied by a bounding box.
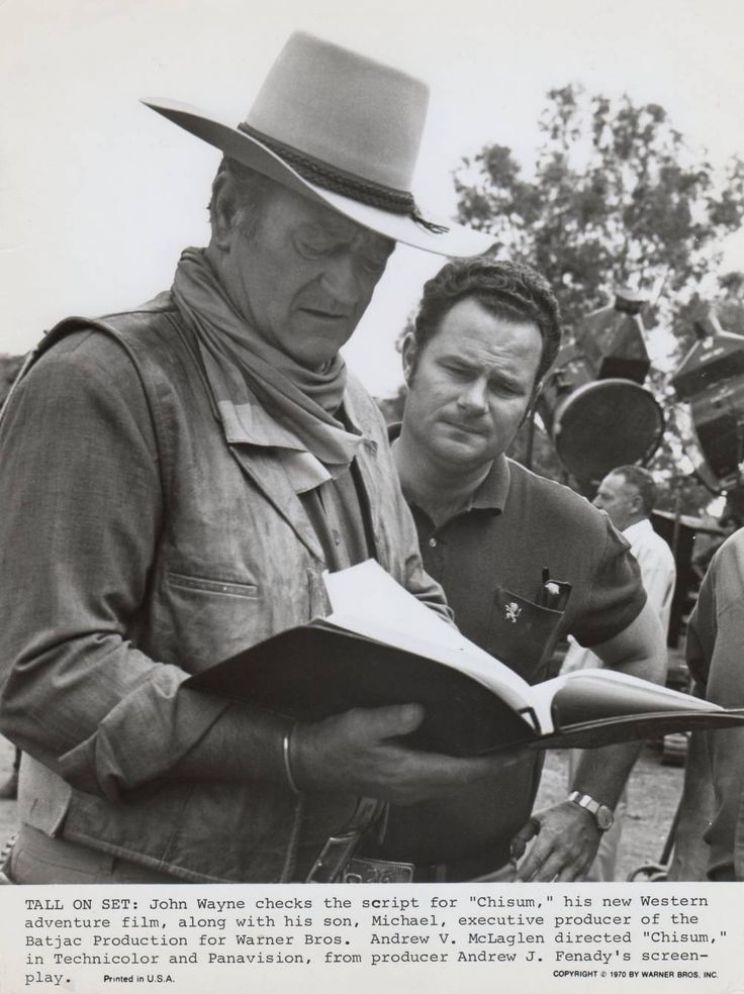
[209,173,239,251]
[401,333,418,387]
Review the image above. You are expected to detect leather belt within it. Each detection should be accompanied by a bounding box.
[305,798,517,883]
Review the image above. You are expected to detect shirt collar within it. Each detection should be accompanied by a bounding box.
[469,454,511,512]
[623,518,653,541]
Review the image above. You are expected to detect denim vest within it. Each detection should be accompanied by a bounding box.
[14,293,445,881]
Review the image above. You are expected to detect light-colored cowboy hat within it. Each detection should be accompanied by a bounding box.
[142,31,493,258]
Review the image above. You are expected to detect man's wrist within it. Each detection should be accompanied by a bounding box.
[171,699,294,785]
[568,790,614,832]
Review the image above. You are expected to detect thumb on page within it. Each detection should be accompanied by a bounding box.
[363,703,426,741]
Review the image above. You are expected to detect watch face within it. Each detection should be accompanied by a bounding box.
[596,806,614,831]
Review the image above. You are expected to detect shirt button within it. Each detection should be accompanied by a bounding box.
[428,537,437,548]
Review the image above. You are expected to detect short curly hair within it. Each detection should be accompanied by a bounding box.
[410,258,562,384]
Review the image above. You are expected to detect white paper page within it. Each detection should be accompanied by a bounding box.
[323,560,535,718]
[545,666,723,712]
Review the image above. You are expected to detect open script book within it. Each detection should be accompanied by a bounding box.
[187,559,744,756]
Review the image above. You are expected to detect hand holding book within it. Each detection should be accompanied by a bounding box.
[287,700,523,804]
[187,560,744,758]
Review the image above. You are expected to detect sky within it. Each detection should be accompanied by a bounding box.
[1,0,743,396]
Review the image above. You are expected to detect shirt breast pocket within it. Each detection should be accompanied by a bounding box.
[160,570,264,668]
[165,571,260,599]
[487,587,567,685]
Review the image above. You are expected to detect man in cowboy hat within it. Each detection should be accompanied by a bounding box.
[0,32,495,884]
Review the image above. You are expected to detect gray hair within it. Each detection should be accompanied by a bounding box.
[610,465,657,517]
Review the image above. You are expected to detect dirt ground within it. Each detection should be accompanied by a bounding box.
[0,733,686,882]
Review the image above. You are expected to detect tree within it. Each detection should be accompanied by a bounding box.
[454,84,744,512]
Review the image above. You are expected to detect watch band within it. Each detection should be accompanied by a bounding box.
[568,790,614,831]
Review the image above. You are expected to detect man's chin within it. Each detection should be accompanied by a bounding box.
[431,434,492,471]
[287,320,356,366]
[286,332,354,368]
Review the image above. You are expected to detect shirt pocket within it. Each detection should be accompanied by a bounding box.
[486,586,566,684]
[165,571,259,599]
[159,570,264,670]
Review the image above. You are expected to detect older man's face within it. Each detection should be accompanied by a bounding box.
[593,473,639,531]
[226,185,394,367]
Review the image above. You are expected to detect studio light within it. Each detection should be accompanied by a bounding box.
[538,288,665,487]
[672,311,744,492]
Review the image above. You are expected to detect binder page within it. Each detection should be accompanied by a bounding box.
[540,667,722,726]
[322,560,534,720]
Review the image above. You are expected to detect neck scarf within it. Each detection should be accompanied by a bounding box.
[172,248,363,491]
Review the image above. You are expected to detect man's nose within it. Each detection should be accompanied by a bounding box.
[457,378,489,414]
[593,496,603,509]
[320,256,363,308]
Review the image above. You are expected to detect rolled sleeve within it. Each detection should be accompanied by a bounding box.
[572,518,647,647]
[0,332,229,798]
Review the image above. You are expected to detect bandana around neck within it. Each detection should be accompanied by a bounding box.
[172,248,364,491]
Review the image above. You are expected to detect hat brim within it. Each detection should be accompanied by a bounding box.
[142,98,493,258]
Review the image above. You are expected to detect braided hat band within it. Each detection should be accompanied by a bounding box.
[237,122,448,234]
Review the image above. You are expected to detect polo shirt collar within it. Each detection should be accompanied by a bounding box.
[469,454,511,513]
[387,422,510,515]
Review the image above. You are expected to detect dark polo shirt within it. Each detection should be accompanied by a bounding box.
[378,431,646,875]
[408,453,645,672]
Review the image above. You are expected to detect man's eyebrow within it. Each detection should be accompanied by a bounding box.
[440,352,524,381]
[304,220,394,257]
[438,352,532,391]
[437,351,477,368]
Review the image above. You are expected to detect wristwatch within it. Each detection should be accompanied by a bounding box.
[568,791,614,832]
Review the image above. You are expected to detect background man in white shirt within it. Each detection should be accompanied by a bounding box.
[563,464,676,880]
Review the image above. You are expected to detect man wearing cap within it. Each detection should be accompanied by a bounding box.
[375,258,667,881]
[0,33,496,884]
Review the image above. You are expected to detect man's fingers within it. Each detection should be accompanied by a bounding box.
[516,842,565,882]
[351,703,426,741]
[527,850,567,882]
[510,817,540,860]
[555,860,588,883]
[296,704,523,802]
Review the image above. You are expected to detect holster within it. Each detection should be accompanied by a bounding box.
[305,797,413,883]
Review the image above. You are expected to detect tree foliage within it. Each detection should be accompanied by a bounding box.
[454,84,744,513]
